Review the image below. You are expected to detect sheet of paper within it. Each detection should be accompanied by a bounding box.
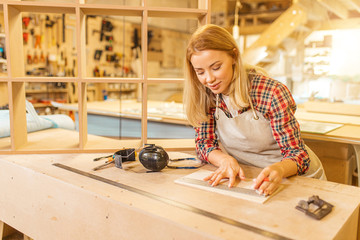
[175,169,282,204]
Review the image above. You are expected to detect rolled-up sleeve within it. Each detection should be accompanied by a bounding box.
[194,108,221,162]
[268,82,310,175]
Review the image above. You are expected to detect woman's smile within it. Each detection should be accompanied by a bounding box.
[191,50,234,94]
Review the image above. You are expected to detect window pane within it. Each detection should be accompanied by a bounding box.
[24,81,78,150]
[22,13,77,77]
[86,82,142,140]
[86,15,141,78]
[147,83,194,139]
[147,17,197,78]
[0,82,10,150]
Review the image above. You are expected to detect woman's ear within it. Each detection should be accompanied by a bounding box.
[232,48,239,64]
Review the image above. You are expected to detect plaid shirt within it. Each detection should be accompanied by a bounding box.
[195,74,309,175]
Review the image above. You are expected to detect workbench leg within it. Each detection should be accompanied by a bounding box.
[352,145,360,187]
[0,220,4,239]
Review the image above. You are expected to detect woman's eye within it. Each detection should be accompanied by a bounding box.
[196,71,204,75]
[213,65,221,70]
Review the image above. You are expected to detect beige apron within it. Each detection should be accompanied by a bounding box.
[215,95,326,180]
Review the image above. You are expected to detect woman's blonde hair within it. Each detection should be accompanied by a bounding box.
[184,24,250,127]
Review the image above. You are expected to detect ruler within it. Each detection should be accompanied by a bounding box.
[179,177,265,198]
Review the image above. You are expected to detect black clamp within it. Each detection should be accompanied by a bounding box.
[295,195,333,220]
[113,148,136,169]
[93,148,135,171]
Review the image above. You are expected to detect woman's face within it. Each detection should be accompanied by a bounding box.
[191,49,234,95]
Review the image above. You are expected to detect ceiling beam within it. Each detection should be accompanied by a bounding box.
[316,0,349,19]
[343,0,360,13]
[319,17,360,30]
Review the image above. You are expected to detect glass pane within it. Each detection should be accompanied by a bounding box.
[86,15,141,78]
[147,83,194,139]
[24,81,78,150]
[86,82,142,140]
[22,13,77,77]
[0,82,10,150]
[147,0,198,8]
[147,17,197,78]
[25,82,72,115]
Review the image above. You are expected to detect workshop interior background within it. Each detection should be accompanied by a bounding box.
[1,0,360,144]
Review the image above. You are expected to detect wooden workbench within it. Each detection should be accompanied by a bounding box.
[0,152,360,239]
[295,102,360,186]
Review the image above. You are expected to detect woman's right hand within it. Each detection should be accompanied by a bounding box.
[203,150,245,188]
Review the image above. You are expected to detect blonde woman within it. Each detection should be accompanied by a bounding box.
[184,24,325,196]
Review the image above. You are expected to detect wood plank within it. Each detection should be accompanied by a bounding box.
[175,169,275,204]
[0,128,195,154]
[317,0,349,19]
[328,125,360,140]
[319,17,360,30]
[6,5,24,78]
[247,3,307,49]
[147,7,207,19]
[10,82,27,150]
[345,0,360,12]
[295,108,360,126]
[298,0,329,21]
[304,101,360,116]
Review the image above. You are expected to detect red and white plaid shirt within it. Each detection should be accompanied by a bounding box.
[194,74,309,175]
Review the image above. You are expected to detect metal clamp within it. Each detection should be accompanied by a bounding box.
[295,195,333,220]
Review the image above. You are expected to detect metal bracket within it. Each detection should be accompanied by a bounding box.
[296,195,333,220]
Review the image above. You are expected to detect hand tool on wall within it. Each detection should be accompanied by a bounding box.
[27,51,32,64]
[34,35,41,48]
[33,51,39,64]
[94,50,102,60]
[100,19,114,41]
[22,17,31,29]
[40,51,45,63]
[62,14,65,43]
[23,32,29,44]
[45,15,55,48]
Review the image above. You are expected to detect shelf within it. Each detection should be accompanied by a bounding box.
[26,89,68,93]
[7,2,77,14]
[0,0,210,153]
[148,7,208,18]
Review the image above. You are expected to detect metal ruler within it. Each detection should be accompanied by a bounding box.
[179,177,266,198]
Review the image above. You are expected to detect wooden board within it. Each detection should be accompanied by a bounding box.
[304,101,360,116]
[298,119,343,134]
[175,169,282,204]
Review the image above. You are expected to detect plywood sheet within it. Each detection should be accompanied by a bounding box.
[298,120,343,134]
[175,170,282,204]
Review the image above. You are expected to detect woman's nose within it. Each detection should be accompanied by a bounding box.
[205,71,215,83]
